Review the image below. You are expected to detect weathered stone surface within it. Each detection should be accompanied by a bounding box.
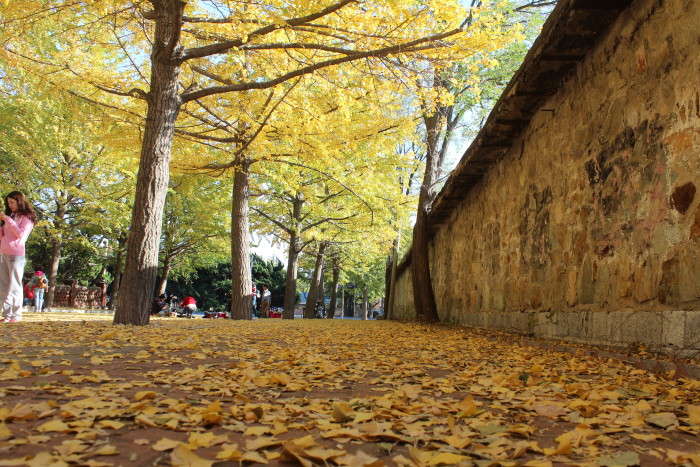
[393,0,700,354]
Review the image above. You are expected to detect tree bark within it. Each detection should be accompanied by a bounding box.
[109,236,126,310]
[410,109,442,323]
[113,2,184,325]
[362,286,368,320]
[326,255,340,319]
[303,242,327,319]
[230,158,253,320]
[282,194,304,319]
[157,255,171,296]
[386,231,401,320]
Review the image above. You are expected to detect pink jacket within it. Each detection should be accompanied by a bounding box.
[0,214,34,256]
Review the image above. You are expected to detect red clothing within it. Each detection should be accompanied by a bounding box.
[180,296,196,307]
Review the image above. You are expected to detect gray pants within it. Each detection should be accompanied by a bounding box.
[0,254,26,321]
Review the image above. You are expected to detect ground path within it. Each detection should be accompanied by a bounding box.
[0,313,698,466]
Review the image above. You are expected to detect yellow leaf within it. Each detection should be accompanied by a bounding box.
[97,420,125,430]
[91,445,119,456]
[36,419,70,433]
[244,426,272,436]
[269,373,291,385]
[427,452,470,466]
[187,432,218,448]
[630,433,669,442]
[135,414,158,427]
[456,395,477,417]
[215,443,243,460]
[353,412,374,424]
[134,350,150,359]
[134,391,156,401]
[152,438,182,451]
[170,443,213,467]
[245,436,283,451]
[272,419,288,435]
[332,401,355,422]
[0,422,12,440]
[688,405,700,425]
[444,434,471,449]
[240,451,269,464]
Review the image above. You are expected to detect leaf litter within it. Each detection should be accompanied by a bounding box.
[0,315,698,466]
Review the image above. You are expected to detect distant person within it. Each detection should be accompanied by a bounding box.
[261,285,271,318]
[29,266,49,312]
[0,191,36,323]
[151,293,167,316]
[252,284,260,315]
[22,278,34,308]
[180,296,197,318]
[314,297,325,318]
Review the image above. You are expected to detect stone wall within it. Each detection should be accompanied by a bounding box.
[394,0,700,355]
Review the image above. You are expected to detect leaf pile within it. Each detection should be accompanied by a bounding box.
[0,315,698,466]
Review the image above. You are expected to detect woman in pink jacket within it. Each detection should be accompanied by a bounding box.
[0,191,36,323]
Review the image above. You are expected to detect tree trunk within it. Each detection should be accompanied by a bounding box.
[304,242,327,319]
[386,231,401,320]
[410,110,442,323]
[283,243,300,319]
[326,256,340,319]
[230,158,253,320]
[113,3,184,325]
[157,255,171,296]
[282,194,304,319]
[109,237,126,311]
[362,286,369,320]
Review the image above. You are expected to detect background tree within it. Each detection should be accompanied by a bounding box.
[1,0,517,325]
[406,0,553,321]
[156,173,230,295]
[0,86,135,307]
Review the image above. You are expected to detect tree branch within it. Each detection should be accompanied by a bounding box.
[180,0,357,61]
[181,27,464,102]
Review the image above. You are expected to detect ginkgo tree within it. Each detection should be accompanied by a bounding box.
[404,0,553,322]
[1,0,517,325]
[155,173,230,295]
[0,84,136,307]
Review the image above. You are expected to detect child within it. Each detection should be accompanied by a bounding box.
[0,191,36,322]
[29,266,49,312]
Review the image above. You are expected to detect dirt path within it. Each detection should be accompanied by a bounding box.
[0,314,698,466]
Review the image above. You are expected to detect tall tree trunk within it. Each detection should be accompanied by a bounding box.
[326,256,340,319]
[386,231,401,320]
[304,242,327,319]
[283,243,300,319]
[411,110,442,323]
[113,3,184,325]
[230,158,253,320]
[157,255,171,296]
[109,236,126,310]
[362,286,369,320]
[282,194,303,319]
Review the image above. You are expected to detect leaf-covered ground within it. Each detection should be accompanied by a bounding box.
[0,313,699,466]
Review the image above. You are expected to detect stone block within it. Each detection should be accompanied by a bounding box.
[661,310,686,349]
[685,310,700,352]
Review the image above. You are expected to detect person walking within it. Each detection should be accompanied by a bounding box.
[260,285,271,318]
[29,266,49,312]
[0,191,36,323]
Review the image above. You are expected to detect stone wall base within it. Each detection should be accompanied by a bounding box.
[457,309,700,359]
